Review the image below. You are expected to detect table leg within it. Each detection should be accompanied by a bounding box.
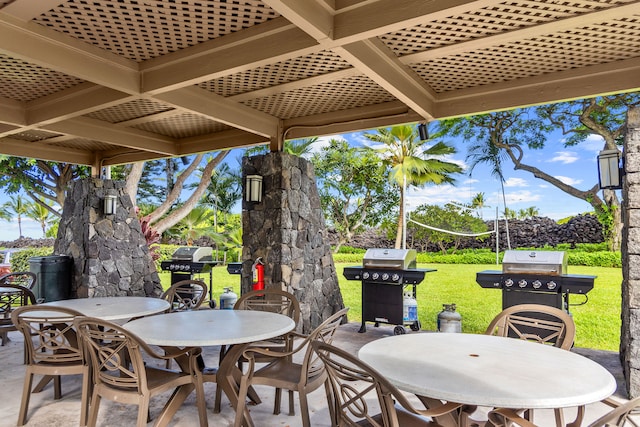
[417,396,461,427]
[153,384,196,427]
[219,343,255,427]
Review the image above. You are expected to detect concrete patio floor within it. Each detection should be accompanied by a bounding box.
[0,321,630,427]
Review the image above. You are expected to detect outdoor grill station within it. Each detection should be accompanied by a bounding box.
[160,246,218,308]
[476,250,596,312]
[343,248,434,335]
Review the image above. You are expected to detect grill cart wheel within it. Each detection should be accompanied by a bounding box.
[394,326,406,335]
[410,321,421,332]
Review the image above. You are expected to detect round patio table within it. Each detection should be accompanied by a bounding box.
[38,296,170,321]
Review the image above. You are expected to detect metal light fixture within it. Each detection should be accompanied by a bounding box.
[417,123,429,140]
[597,149,623,190]
[103,190,117,215]
[245,174,263,203]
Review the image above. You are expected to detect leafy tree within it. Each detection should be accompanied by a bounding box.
[438,94,640,250]
[311,139,397,252]
[25,201,55,237]
[364,124,463,249]
[168,206,215,246]
[409,203,488,254]
[4,195,29,238]
[211,225,243,262]
[197,163,241,230]
[246,137,318,157]
[0,204,11,222]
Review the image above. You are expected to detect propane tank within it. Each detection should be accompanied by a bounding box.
[403,290,418,323]
[252,257,265,291]
[219,287,238,310]
[437,303,462,333]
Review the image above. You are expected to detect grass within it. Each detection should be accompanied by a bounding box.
[159,262,622,352]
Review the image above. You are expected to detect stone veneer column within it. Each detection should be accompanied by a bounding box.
[622,107,640,398]
[242,152,345,333]
[54,178,162,298]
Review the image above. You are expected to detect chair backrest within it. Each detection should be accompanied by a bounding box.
[1,284,36,326]
[587,396,640,427]
[75,316,154,394]
[312,340,417,427]
[485,304,576,350]
[161,279,208,312]
[234,288,301,326]
[0,272,37,290]
[11,305,84,365]
[301,307,349,380]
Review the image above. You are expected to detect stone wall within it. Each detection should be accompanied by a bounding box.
[622,107,640,397]
[242,152,345,333]
[54,178,162,298]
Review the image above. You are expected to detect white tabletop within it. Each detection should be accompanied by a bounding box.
[359,333,617,409]
[123,310,296,347]
[38,296,170,321]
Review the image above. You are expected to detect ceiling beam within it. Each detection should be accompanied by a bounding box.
[0,0,65,21]
[154,86,280,138]
[0,12,139,95]
[0,96,26,127]
[42,116,178,156]
[334,38,436,120]
[178,129,269,156]
[262,0,334,41]
[0,137,94,165]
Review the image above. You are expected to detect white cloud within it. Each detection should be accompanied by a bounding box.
[582,134,606,153]
[504,177,528,187]
[554,175,583,185]
[463,178,479,185]
[405,184,468,209]
[548,151,579,164]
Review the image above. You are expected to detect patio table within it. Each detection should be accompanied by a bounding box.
[359,333,617,427]
[38,296,170,321]
[124,309,296,427]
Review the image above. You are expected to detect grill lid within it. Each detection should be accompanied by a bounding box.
[502,250,568,276]
[171,246,213,262]
[363,248,417,270]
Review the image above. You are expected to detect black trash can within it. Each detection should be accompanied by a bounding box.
[29,255,73,302]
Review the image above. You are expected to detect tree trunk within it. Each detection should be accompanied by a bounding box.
[395,186,404,249]
[125,162,145,207]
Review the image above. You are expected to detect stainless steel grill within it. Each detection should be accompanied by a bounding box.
[476,250,595,311]
[344,248,434,334]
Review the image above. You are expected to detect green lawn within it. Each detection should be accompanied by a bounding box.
[160,262,622,351]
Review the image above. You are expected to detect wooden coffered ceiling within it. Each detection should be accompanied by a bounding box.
[0,0,639,167]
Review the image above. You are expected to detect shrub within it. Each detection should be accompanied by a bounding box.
[10,247,55,272]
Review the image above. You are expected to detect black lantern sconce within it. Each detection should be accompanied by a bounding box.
[597,149,624,190]
[103,190,117,215]
[417,123,429,141]
[245,174,263,203]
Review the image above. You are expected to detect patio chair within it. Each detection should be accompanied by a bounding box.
[74,316,207,427]
[160,279,208,312]
[0,271,37,290]
[488,395,640,427]
[212,288,302,412]
[230,307,349,427]
[11,305,89,426]
[484,303,576,349]
[313,341,463,427]
[1,283,36,346]
[462,303,577,427]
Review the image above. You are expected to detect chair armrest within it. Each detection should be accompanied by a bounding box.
[488,408,539,427]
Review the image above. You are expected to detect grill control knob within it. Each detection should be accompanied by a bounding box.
[504,279,514,287]
[362,272,370,280]
[532,280,542,289]
[372,272,380,280]
[547,281,557,290]
[518,279,527,288]
[381,273,389,281]
[391,273,400,282]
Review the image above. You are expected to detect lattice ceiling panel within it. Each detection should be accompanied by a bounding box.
[7,130,62,142]
[241,76,396,119]
[416,15,640,93]
[200,50,351,97]
[381,0,634,56]
[132,113,231,139]
[0,54,85,102]
[85,100,175,124]
[46,138,117,151]
[33,0,279,61]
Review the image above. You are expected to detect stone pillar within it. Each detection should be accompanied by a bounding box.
[242,152,345,333]
[54,178,162,298]
[622,107,640,398]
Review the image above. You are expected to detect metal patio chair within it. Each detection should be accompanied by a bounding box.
[160,279,208,312]
[1,283,36,346]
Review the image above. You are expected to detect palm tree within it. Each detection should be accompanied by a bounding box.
[245,137,319,157]
[364,124,463,249]
[199,163,241,230]
[0,204,11,222]
[4,195,28,238]
[471,192,489,219]
[174,206,214,246]
[25,201,54,237]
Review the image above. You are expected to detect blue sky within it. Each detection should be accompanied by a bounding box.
[0,127,608,241]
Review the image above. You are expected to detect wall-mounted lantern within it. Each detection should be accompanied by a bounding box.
[417,123,429,141]
[103,190,117,215]
[245,174,263,203]
[597,149,624,190]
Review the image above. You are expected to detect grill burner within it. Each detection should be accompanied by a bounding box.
[343,248,434,334]
[476,250,595,311]
[160,246,218,308]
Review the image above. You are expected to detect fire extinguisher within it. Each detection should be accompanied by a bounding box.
[252,257,265,291]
